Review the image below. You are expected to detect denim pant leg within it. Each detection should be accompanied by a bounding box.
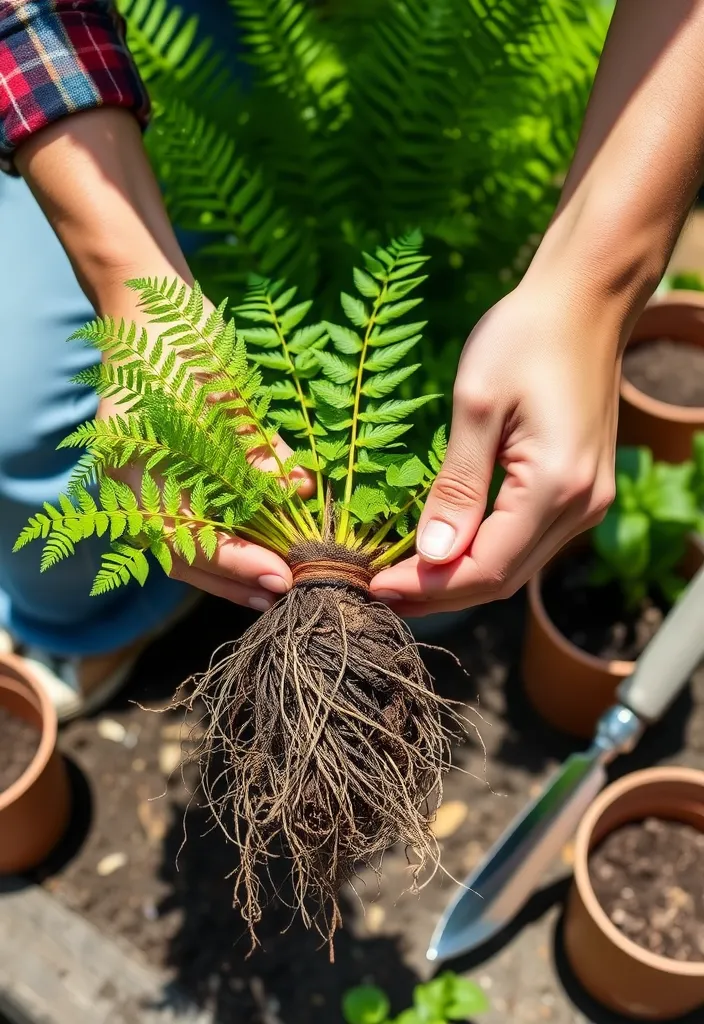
[0,174,188,656]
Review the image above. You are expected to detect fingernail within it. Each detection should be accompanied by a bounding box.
[374,590,403,602]
[418,520,456,560]
[249,596,273,612]
[258,574,290,594]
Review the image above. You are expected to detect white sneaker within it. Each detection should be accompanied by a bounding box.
[23,591,202,723]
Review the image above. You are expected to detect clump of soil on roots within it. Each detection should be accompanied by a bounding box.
[173,543,467,956]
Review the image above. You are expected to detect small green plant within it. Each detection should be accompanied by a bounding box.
[342,973,489,1024]
[693,432,704,526]
[16,233,466,954]
[659,270,704,293]
[591,446,701,609]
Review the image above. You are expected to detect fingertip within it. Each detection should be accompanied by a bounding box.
[416,518,461,563]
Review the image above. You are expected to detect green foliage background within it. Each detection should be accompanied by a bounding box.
[119,0,609,425]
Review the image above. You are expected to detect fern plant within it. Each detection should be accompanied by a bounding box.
[118,0,610,429]
[16,233,466,953]
[16,232,442,590]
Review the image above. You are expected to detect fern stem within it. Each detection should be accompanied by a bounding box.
[265,295,325,515]
[371,529,417,569]
[336,286,388,544]
[363,487,429,553]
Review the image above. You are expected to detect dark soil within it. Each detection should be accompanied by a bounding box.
[0,705,39,793]
[30,591,704,1022]
[622,337,704,408]
[541,548,668,661]
[589,817,704,962]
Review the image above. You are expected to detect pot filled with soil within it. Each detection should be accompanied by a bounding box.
[620,291,704,463]
[523,447,704,738]
[564,766,704,1020]
[0,654,71,874]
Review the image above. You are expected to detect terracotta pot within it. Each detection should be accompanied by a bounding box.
[619,290,704,462]
[0,654,71,874]
[522,537,704,739]
[564,767,704,1020]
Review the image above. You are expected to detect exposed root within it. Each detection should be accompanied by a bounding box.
[173,545,466,955]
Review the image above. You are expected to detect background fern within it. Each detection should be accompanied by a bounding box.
[119,0,609,430]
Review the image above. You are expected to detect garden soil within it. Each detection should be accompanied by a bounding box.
[622,338,704,408]
[29,592,704,1023]
[0,706,39,793]
[590,818,704,962]
[541,548,669,661]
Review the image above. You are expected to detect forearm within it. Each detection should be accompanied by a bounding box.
[526,0,704,334]
[14,108,191,314]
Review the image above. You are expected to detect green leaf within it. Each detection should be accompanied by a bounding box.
[353,267,381,298]
[357,423,411,449]
[368,321,427,347]
[386,456,426,488]
[288,323,327,354]
[173,524,196,564]
[364,336,421,372]
[310,379,354,409]
[151,539,173,575]
[270,408,309,432]
[386,276,427,301]
[341,985,390,1024]
[347,485,389,523]
[642,462,699,525]
[360,396,438,424]
[316,351,358,384]
[197,525,218,559]
[375,298,422,324]
[142,472,161,515]
[362,364,420,398]
[280,300,312,332]
[325,322,363,354]
[593,508,650,581]
[251,351,292,372]
[444,976,490,1018]
[341,292,368,328]
[163,478,181,517]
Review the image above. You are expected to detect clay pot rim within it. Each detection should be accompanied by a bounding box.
[573,766,704,979]
[0,653,58,812]
[621,289,704,423]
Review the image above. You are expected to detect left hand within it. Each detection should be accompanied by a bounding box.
[370,282,622,616]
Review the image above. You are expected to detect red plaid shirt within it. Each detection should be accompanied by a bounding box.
[0,0,149,174]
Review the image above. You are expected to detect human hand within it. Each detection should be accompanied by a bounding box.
[370,282,622,615]
[97,285,314,612]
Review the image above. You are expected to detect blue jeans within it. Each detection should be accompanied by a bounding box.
[0,174,190,655]
[0,1,246,655]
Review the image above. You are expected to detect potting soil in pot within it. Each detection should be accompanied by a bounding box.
[589,817,704,962]
[0,705,40,792]
[622,338,704,408]
[541,549,668,661]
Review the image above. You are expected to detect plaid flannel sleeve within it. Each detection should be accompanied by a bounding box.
[0,0,149,174]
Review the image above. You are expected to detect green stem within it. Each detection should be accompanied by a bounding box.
[363,487,429,553]
[336,287,388,544]
[265,296,325,515]
[371,529,417,568]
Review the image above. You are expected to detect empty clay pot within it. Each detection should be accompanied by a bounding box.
[0,654,71,874]
[619,290,704,463]
[564,767,704,1020]
[522,537,704,739]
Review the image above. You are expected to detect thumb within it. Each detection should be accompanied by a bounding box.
[417,400,500,564]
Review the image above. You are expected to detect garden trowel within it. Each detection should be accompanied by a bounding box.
[427,563,704,963]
